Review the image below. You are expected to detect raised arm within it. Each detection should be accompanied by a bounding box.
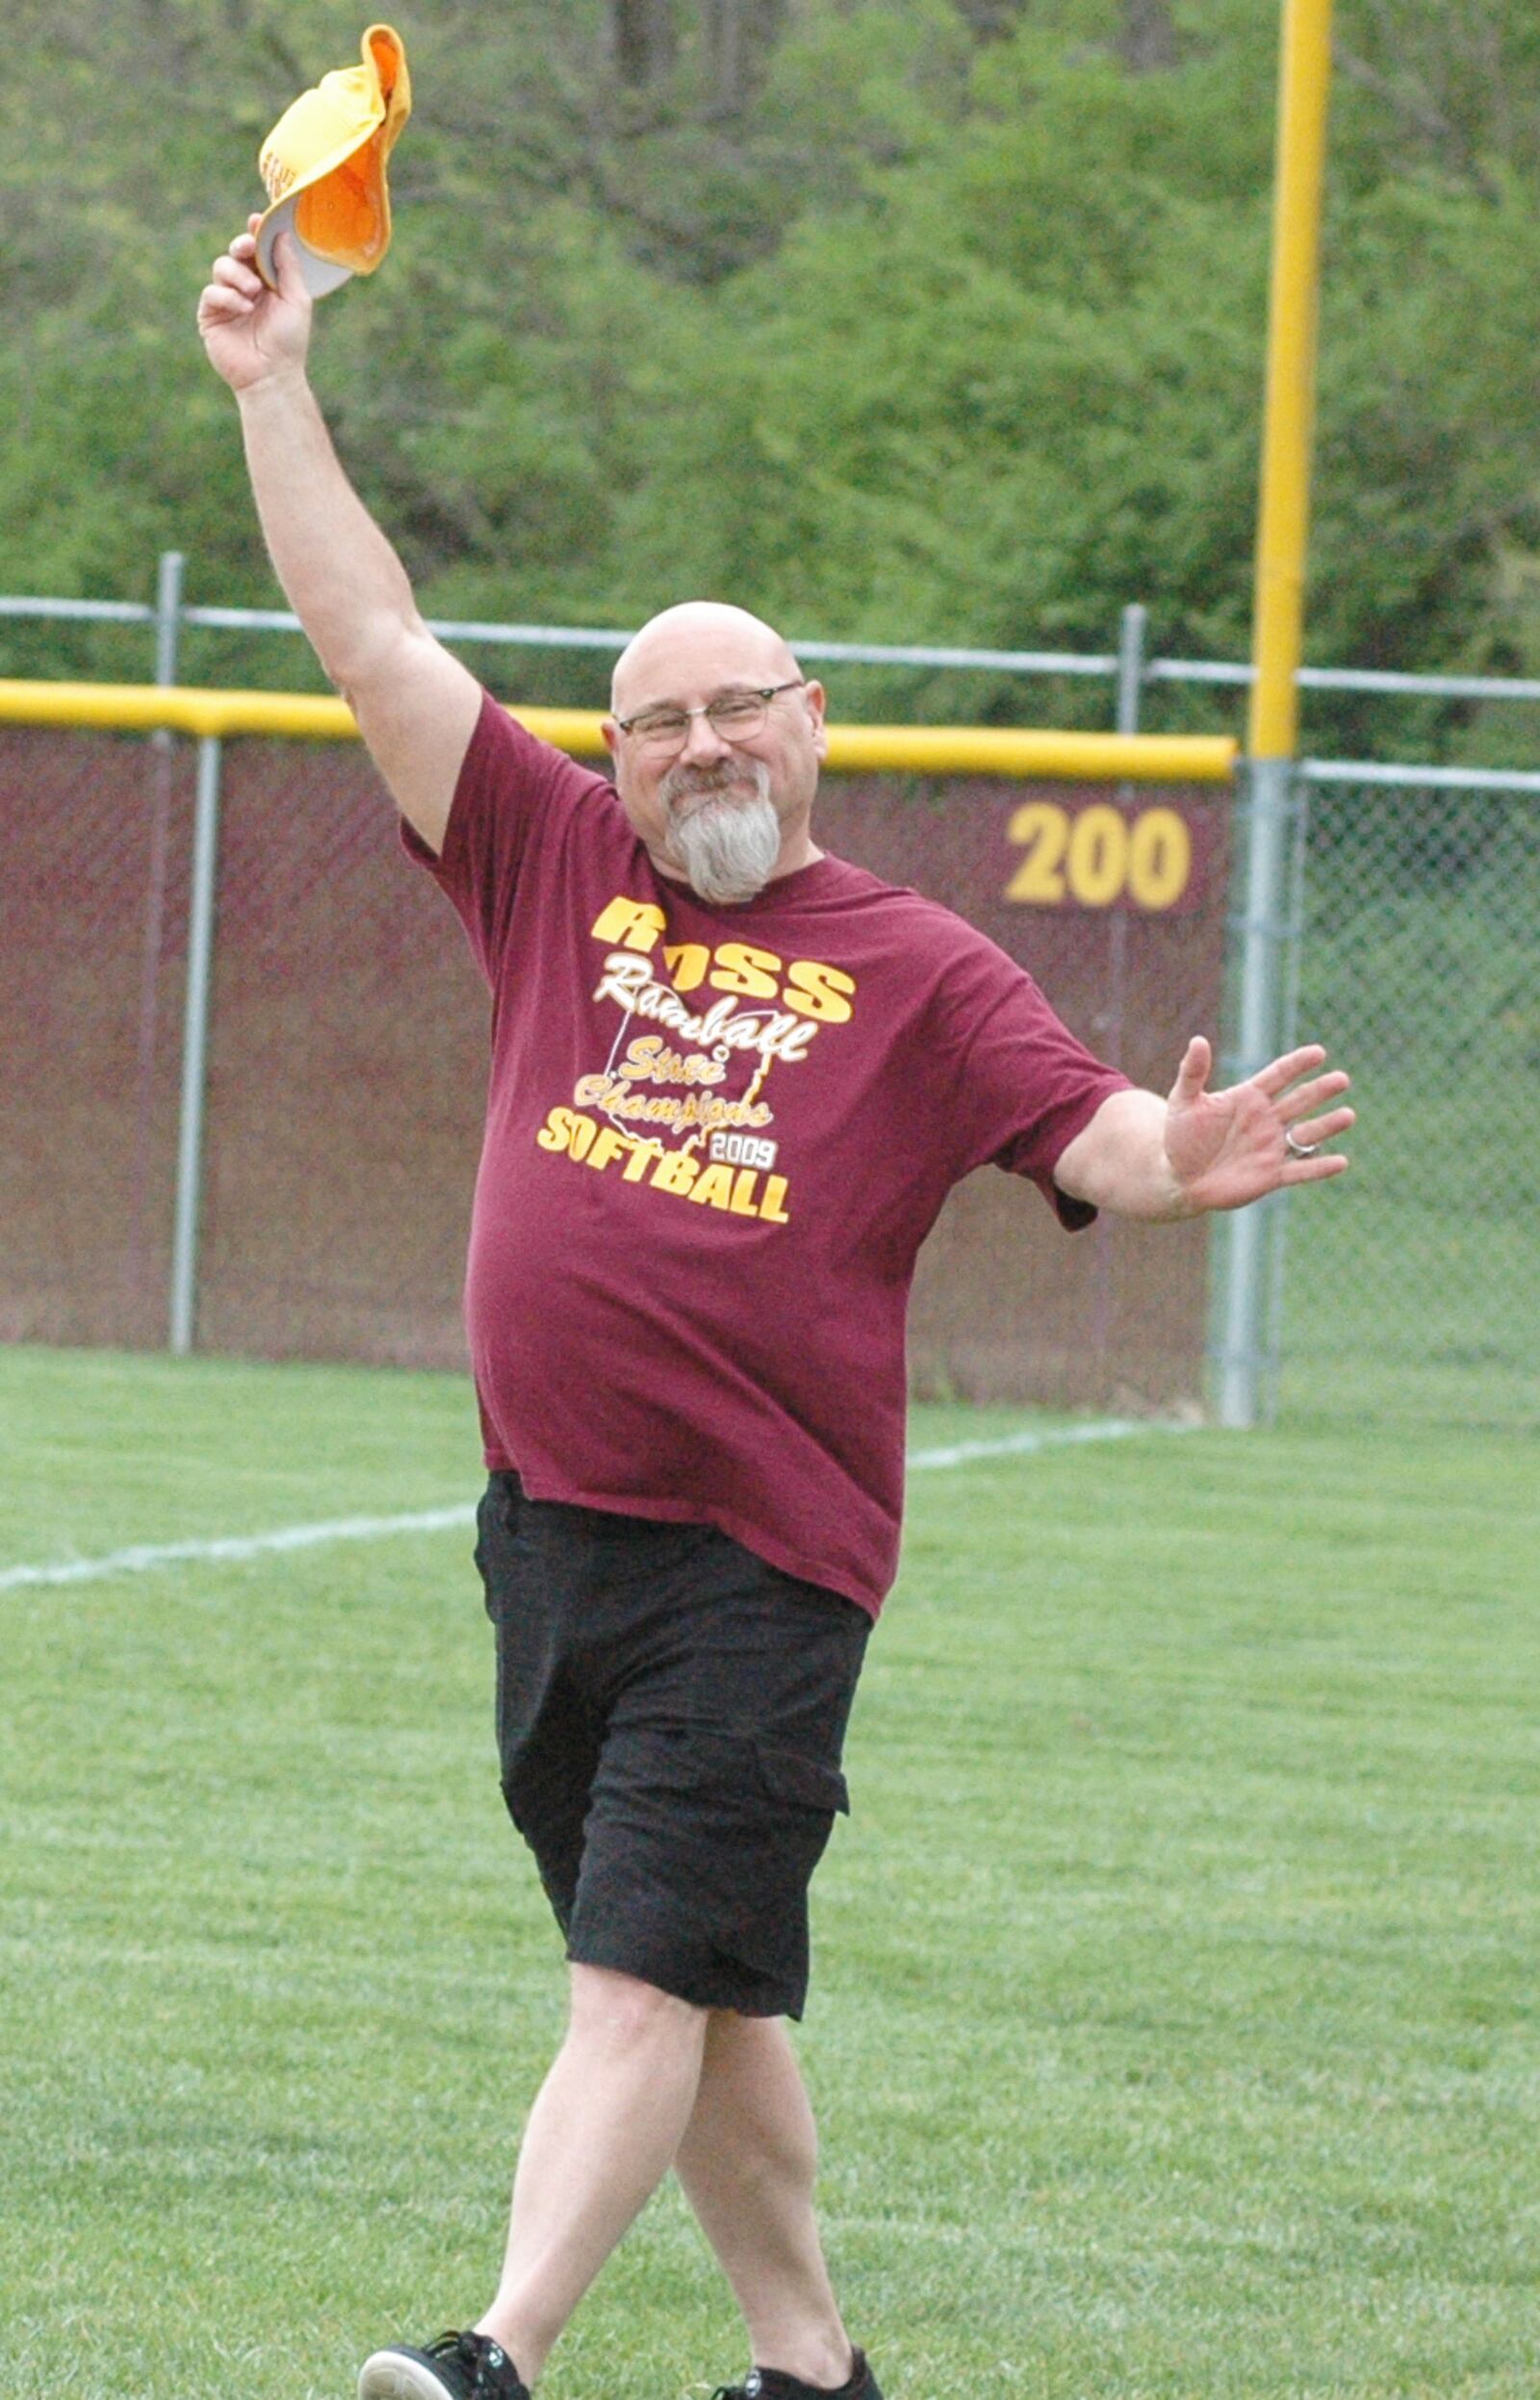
[196,217,481,853]
[1054,1038,1353,1221]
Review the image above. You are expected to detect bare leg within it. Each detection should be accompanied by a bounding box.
[475,1964,709,2381]
[675,2011,855,2389]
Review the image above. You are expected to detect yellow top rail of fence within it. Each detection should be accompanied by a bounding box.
[0,679,1237,784]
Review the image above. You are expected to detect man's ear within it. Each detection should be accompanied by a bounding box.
[601,717,620,760]
[804,680,829,760]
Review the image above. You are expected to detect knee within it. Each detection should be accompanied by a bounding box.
[567,1963,707,2054]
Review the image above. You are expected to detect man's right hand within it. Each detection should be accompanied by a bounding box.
[197,214,313,392]
[194,206,482,852]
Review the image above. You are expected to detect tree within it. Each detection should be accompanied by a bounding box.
[952,0,1023,38]
[612,0,678,88]
[705,0,790,112]
[1118,0,1177,73]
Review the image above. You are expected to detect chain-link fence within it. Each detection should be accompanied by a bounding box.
[1,720,1231,1411]
[0,728,192,1350]
[1277,768,1540,1431]
[4,705,1536,1429]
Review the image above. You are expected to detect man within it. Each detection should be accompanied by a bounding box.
[197,220,1352,2400]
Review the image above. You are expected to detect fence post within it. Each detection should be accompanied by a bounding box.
[153,551,185,686]
[169,735,222,1355]
[1213,756,1299,1424]
[128,554,190,1300]
[1116,604,1147,736]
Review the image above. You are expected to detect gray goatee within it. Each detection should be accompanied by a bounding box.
[661,760,783,904]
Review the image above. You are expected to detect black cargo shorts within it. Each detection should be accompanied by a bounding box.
[474,1471,871,2019]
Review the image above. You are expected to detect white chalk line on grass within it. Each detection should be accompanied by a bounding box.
[1,1418,1194,1594]
[0,1506,475,1593]
[907,1415,1192,1471]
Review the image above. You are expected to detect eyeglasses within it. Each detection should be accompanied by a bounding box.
[614,681,806,756]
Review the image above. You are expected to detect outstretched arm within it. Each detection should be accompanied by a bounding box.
[196,216,480,853]
[1053,1038,1353,1221]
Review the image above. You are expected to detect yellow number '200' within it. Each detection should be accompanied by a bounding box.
[1005,801,1193,911]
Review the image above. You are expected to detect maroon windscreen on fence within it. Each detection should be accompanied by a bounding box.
[1,728,1229,1407]
[1,728,192,1351]
[814,774,1229,1407]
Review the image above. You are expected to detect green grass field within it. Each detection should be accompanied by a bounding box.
[2,1345,1536,2400]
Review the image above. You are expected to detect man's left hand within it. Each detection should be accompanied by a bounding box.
[1164,1035,1353,1212]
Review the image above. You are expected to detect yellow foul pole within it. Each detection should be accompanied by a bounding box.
[1248,0,1334,761]
[1219,0,1334,1429]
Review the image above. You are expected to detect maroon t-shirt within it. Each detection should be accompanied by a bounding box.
[404,692,1130,1615]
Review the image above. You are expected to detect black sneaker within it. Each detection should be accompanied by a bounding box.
[358,2329,529,2400]
[712,2351,884,2400]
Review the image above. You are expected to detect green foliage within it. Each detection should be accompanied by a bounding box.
[5,0,1540,742]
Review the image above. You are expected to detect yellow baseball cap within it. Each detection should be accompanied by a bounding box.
[254,24,412,298]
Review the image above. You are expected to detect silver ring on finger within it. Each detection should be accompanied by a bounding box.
[1284,1130,1321,1160]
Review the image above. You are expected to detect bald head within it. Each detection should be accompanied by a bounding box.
[611,602,802,718]
[603,599,829,900]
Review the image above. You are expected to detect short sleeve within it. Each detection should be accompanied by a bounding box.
[934,934,1132,1227]
[399,688,614,983]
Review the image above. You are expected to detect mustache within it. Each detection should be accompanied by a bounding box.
[661,760,766,813]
